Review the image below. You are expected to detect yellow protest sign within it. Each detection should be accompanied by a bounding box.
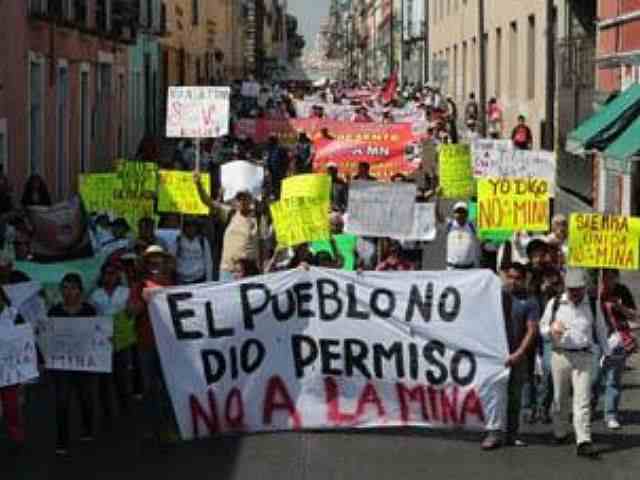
[113,311,137,352]
[158,170,211,215]
[282,174,331,202]
[439,144,474,198]
[270,197,330,247]
[115,160,158,196]
[477,178,549,232]
[568,213,640,270]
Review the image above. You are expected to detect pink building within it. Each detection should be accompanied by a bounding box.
[0,0,132,202]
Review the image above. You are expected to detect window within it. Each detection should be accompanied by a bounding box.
[527,16,536,99]
[471,37,477,95]
[462,41,467,100]
[453,44,458,97]
[79,67,89,173]
[28,54,45,175]
[509,21,518,97]
[56,62,69,200]
[495,28,502,97]
[192,0,199,25]
[0,118,7,176]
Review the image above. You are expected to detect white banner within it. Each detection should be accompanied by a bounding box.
[0,323,39,388]
[345,181,416,238]
[149,269,509,440]
[166,87,230,138]
[393,203,437,242]
[221,160,265,202]
[43,317,113,373]
[472,142,556,196]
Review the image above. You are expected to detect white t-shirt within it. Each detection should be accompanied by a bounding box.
[446,220,479,267]
[171,235,213,283]
[90,286,130,316]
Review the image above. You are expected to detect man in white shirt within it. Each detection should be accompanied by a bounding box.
[539,268,611,458]
[444,202,480,270]
[170,217,213,284]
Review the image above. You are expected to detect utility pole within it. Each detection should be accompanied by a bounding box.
[545,0,556,150]
[424,0,429,84]
[478,0,487,137]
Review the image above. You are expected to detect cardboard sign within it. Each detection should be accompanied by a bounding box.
[568,213,640,270]
[282,174,331,202]
[158,170,211,215]
[220,161,265,202]
[43,317,114,373]
[477,178,550,232]
[345,181,416,238]
[148,269,509,439]
[0,323,39,388]
[393,203,437,242]
[439,145,474,199]
[166,86,230,138]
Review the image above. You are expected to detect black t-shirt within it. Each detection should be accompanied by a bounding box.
[48,302,97,317]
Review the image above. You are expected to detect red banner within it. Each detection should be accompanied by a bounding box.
[235,119,421,180]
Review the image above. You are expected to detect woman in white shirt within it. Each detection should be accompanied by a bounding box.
[90,262,134,420]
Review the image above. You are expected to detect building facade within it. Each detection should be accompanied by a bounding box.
[0,0,135,201]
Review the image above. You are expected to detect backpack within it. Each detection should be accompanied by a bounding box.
[513,126,529,145]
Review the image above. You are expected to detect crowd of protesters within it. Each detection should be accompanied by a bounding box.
[0,76,637,460]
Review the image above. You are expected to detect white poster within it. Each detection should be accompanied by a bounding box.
[4,282,49,349]
[393,203,437,242]
[345,181,416,238]
[149,269,509,440]
[43,317,113,373]
[220,160,265,202]
[0,323,39,388]
[472,142,556,196]
[166,87,230,138]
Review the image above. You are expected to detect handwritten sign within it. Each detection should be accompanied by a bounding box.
[477,178,550,232]
[0,323,39,388]
[345,181,416,238]
[472,145,556,196]
[221,161,265,202]
[568,213,640,270]
[166,87,230,138]
[43,317,114,373]
[158,170,211,215]
[282,174,331,202]
[439,145,474,198]
[270,197,330,247]
[393,202,437,242]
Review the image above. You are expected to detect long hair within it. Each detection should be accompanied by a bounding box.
[21,174,52,207]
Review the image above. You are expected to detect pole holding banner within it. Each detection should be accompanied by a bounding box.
[195,137,201,173]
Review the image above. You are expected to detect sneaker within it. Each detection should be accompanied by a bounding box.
[576,442,599,458]
[481,432,502,450]
[606,418,621,430]
[55,446,69,456]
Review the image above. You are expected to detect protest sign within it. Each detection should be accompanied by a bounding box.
[345,181,416,238]
[393,203,437,242]
[472,145,557,196]
[220,161,264,202]
[270,197,331,247]
[477,178,549,233]
[27,197,94,262]
[0,323,39,388]
[282,174,331,202]
[568,213,640,270]
[468,202,512,244]
[148,269,509,439]
[79,173,121,213]
[439,145,474,199]
[311,234,359,271]
[166,87,230,138]
[43,317,113,373]
[158,170,211,215]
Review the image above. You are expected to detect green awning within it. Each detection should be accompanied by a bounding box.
[604,114,640,165]
[566,83,640,155]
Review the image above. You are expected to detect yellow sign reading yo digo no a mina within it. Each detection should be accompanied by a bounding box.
[569,213,640,270]
[477,177,549,232]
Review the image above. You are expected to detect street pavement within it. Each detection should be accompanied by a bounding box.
[2,196,640,479]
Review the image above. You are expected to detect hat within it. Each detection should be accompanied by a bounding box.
[565,268,587,288]
[143,245,169,257]
[453,202,468,213]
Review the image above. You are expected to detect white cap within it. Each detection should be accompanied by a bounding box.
[565,268,587,288]
[453,201,468,212]
[144,245,169,257]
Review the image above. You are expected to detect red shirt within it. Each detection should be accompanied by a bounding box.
[132,278,172,351]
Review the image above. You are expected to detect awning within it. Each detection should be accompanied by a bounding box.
[566,83,640,155]
[603,115,640,173]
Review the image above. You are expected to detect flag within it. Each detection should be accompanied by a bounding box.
[381,70,398,104]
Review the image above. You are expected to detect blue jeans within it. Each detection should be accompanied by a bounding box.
[521,340,553,414]
[591,345,626,420]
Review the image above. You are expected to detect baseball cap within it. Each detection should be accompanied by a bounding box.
[143,245,169,257]
[453,202,468,213]
[565,268,587,288]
